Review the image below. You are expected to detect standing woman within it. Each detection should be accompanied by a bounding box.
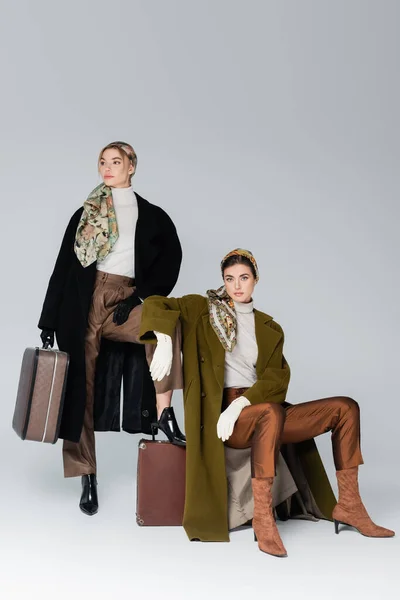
[140,249,394,556]
[38,141,184,516]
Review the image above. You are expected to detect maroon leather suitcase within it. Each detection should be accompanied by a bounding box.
[12,347,69,443]
[136,439,186,526]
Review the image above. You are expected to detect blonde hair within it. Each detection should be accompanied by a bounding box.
[98,141,138,181]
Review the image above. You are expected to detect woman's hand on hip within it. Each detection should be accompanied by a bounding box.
[113,292,142,326]
[216,396,251,442]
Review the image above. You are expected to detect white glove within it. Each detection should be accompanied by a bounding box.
[216,396,251,442]
[149,331,173,382]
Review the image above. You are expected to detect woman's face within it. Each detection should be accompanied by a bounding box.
[223,264,256,303]
[98,148,134,188]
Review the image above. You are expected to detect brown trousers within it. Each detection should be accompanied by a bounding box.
[63,272,183,478]
[224,387,364,478]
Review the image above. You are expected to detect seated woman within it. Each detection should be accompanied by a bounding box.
[140,248,394,557]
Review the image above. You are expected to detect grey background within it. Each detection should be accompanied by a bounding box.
[1,1,399,598]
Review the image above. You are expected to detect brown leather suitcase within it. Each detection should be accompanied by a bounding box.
[136,439,186,526]
[12,347,69,443]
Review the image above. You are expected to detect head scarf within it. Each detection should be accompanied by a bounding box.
[221,248,259,283]
[206,249,259,352]
[74,183,119,267]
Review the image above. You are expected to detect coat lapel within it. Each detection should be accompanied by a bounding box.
[134,194,159,274]
[202,314,225,389]
[135,194,158,240]
[201,308,282,388]
[254,309,282,376]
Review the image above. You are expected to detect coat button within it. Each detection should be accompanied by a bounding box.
[200,425,204,431]
[142,410,149,417]
[200,357,205,363]
[201,392,206,398]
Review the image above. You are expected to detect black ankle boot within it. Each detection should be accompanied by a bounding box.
[151,407,186,447]
[79,474,98,516]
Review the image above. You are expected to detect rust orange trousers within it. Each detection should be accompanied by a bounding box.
[224,387,364,478]
[63,272,183,478]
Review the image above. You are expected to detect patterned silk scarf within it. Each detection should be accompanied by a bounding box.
[74,183,119,267]
[206,249,260,352]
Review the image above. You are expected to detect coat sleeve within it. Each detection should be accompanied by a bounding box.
[139,294,205,342]
[38,209,82,331]
[136,207,182,299]
[242,333,291,406]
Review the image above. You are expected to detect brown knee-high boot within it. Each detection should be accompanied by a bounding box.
[252,477,287,557]
[333,467,395,538]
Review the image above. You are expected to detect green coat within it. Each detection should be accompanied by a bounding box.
[140,294,336,541]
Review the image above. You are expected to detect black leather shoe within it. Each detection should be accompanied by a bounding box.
[151,407,186,447]
[79,474,98,516]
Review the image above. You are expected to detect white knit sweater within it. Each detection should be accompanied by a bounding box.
[97,186,138,277]
[224,300,258,388]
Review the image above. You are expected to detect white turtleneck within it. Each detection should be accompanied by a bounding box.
[97,186,138,277]
[224,300,258,388]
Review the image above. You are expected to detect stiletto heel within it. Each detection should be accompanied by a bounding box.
[151,424,158,441]
[254,532,257,542]
[333,468,395,538]
[154,407,186,447]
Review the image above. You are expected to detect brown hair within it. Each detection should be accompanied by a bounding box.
[221,254,257,279]
[98,141,138,181]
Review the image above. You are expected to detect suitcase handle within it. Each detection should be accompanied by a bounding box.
[40,328,55,350]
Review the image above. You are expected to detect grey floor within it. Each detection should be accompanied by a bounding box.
[1,425,399,600]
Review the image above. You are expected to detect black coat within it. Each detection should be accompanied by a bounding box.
[38,194,182,442]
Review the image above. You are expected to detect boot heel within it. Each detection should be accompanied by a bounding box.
[334,519,340,534]
[151,424,158,441]
[155,407,186,447]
